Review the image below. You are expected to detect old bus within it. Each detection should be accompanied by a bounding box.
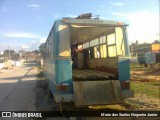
[43,15,133,106]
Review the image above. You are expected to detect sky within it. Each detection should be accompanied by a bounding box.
[0,0,159,52]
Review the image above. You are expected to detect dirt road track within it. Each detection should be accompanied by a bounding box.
[0,61,37,112]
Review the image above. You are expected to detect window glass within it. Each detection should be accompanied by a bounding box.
[90,39,99,47]
[115,27,125,55]
[100,44,107,58]
[94,46,100,58]
[107,33,115,45]
[108,45,116,57]
[100,36,106,44]
[90,47,94,58]
[83,42,89,49]
[59,25,70,56]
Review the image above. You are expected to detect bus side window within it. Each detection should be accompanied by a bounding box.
[94,46,100,58]
[116,27,125,56]
[90,47,94,58]
[100,44,107,58]
[107,33,116,57]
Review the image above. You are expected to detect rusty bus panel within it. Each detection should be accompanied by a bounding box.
[73,80,124,106]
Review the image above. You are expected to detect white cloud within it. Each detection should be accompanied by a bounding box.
[110,2,124,6]
[26,4,41,11]
[39,37,46,43]
[21,44,29,49]
[26,4,41,8]
[32,40,36,43]
[127,12,159,43]
[0,36,46,51]
[111,11,159,43]
[0,42,29,52]
[4,32,41,39]
[28,37,46,51]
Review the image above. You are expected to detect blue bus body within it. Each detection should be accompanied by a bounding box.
[43,18,133,106]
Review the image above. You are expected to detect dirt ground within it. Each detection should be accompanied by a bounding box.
[130,64,160,82]
[0,61,37,111]
[35,64,160,120]
[127,64,160,110]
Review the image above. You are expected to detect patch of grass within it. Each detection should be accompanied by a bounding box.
[89,105,127,110]
[130,81,160,98]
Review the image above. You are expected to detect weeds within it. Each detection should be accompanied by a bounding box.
[131,81,160,98]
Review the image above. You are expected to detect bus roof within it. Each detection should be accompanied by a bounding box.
[61,18,128,26]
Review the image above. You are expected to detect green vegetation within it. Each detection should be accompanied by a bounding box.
[130,81,160,98]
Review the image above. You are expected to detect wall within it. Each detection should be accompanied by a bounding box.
[0,63,4,69]
[2,60,24,69]
[152,44,160,53]
[88,57,118,69]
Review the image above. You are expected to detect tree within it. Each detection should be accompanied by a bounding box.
[33,50,39,54]
[3,49,16,60]
[39,43,45,57]
[18,50,26,54]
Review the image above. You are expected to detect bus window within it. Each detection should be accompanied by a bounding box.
[100,35,107,58]
[100,44,107,58]
[100,36,106,44]
[94,46,100,58]
[107,33,115,45]
[59,25,71,57]
[83,42,89,49]
[108,45,116,57]
[116,27,125,56]
[90,39,99,47]
[107,33,116,57]
[90,47,94,58]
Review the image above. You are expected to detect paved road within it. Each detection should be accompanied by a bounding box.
[0,61,37,111]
